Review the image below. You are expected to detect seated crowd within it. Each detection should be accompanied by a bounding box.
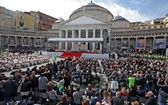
[0,56,167,105]
[102,58,168,105]
[0,53,50,72]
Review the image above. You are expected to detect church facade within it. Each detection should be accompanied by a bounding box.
[0,1,168,52]
[52,1,168,52]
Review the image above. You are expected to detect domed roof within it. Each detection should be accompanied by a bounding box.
[84,1,103,8]
[113,15,128,21]
[166,14,168,17]
[69,1,114,22]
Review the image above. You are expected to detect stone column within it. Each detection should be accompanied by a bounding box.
[65,30,68,50]
[92,29,95,51]
[153,36,156,49]
[72,29,74,50]
[108,29,111,51]
[28,37,30,47]
[34,37,36,48]
[128,37,130,48]
[15,36,17,48]
[121,38,123,48]
[144,37,146,49]
[86,29,88,50]
[21,37,23,47]
[135,37,138,49]
[59,30,62,49]
[78,29,81,45]
[114,38,116,48]
[100,29,103,51]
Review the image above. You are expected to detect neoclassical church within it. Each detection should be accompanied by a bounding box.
[0,1,167,52]
[51,1,168,52]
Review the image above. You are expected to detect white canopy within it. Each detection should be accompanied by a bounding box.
[48,38,103,42]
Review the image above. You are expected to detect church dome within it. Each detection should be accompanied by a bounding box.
[112,15,130,28]
[69,1,114,22]
[113,15,128,21]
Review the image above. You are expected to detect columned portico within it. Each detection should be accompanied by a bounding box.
[86,29,88,50]
[100,29,103,51]
[72,30,74,49]
[59,30,62,49]
[57,29,105,51]
[78,29,81,45]
[65,30,68,50]
[92,29,95,51]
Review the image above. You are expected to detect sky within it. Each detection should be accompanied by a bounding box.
[0,0,168,22]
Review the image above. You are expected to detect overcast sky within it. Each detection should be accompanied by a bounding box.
[0,0,168,22]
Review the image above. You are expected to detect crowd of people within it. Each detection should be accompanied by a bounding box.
[0,53,50,72]
[102,57,168,105]
[0,52,168,105]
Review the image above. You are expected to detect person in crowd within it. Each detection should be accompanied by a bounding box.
[85,84,94,99]
[82,99,89,105]
[96,102,101,105]
[31,74,39,91]
[127,74,136,88]
[46,81,54,92]
[91,91,102,105]
[120,87,129,96]
[3,75,18,105]
[57,95,69,105]
[38,73,48,93]
[20,77,32,101]
[129,86,137,97]
[44,68,51,81]
[145,91,157,105]
[136,85,145,97]
[0,74,5,101]
[132,101,140,105]
[111,77,119,90]
[64,71,71,90]
[157,78,168,105]
[66,85,75,100]
[112,91,124,105]
[101,90,112,105]
[73,87,83,105]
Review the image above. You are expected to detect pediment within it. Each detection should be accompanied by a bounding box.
[64,16,106,25]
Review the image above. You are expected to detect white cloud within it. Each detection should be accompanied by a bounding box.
[0,0,150,22]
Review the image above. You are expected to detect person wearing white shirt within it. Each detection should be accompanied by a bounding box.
[111,77,119,90]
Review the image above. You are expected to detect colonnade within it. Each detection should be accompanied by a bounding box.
[0,35,44,48]
[58,29,107,51]
[111,36,167,50]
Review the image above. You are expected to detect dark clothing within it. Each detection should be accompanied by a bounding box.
[3,80,18,98]
[20,81,32,92]
[145,96,157,105]
[112,96,124,105]
[64,76,71,89]
[136,89,145,97]
[45,72,51,81]
[91,96,102,105]
[136,77,145,88]
[129,89,137,97]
